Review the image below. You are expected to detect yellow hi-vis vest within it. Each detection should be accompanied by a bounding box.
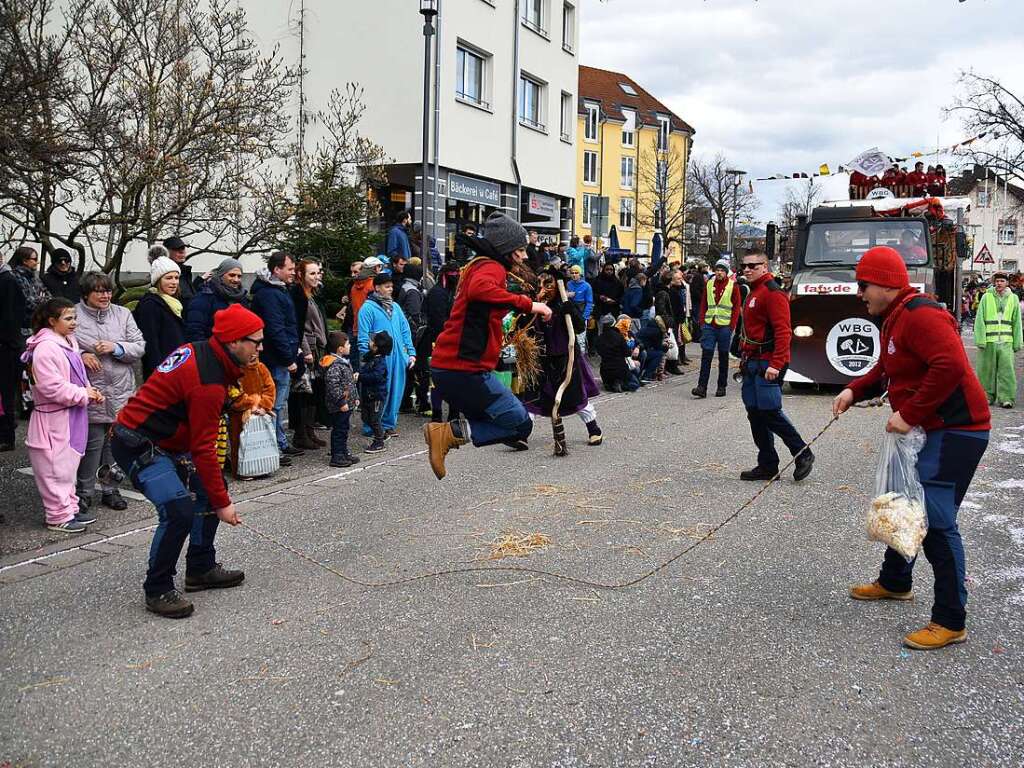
[704,278,735,326]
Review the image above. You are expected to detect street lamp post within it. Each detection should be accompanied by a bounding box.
[419,1,438,277]
[726,168,746,270]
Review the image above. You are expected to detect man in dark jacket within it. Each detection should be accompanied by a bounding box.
[424,262,459,422]
[185,258,248,342]
[0,258,27,450]
[111,303,261,618]
[163,236,197,309]
[592,263,624,320]
[250,252,302,455]
[398,263,428,413]
[41,249,80,301]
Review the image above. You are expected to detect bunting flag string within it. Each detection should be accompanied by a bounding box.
[752,131,990,182]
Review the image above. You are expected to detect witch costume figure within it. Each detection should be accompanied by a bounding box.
[515,269,603,446]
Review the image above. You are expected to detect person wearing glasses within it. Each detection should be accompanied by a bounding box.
[74,272,146,518]
[111,304,264,619]
[834,246,990,650]
[737,250,813,483]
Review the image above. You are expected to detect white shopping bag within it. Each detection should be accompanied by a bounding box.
[236,413,280,478]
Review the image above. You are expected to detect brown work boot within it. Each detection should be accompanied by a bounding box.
[423,422,465,480]
[903,622,967,650]
[849,580,914,601]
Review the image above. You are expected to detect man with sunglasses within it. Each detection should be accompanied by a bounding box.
[834,246,990,650]
[111,304,265,619]
[737,250,813,482]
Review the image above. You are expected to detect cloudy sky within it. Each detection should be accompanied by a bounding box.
[580,0,1024,222]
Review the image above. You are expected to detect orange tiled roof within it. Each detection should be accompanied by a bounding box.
[578,65,694,135]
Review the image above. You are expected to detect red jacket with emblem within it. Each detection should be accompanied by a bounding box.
[116,339,242,509]
[430,257,533,373]
[847,289,990,432]
[740,272,791,370]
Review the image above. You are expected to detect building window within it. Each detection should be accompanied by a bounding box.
[977,189,990,207]
[519,73,546,131]
[619,83,638,96]
[562,3,575,53]
[998,219,1017,245]
[653,207,662,230]
[456,44,488,108]
[657,115,670,152]
[636,239,649,255]
[656,159,668,190]
[620,197,634,229]
[620,156,634,189]
[621,109,635,147]
[581,193,595,228]
[584,102,599,142]
[560,92,573,142]
[522,0,546,36]
[583,150,598,185]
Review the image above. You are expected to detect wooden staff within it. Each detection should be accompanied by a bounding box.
[552,278,576,457]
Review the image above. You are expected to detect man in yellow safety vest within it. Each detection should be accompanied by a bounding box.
[692,259,742,398]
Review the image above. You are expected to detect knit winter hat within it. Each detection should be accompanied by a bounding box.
[715,259,731,271]
[481,212,528,256]
[993,271,1009,281]
[212,304,264,343]
[214,257,244,278]
[855,246,910,290]
[150,256,181,286]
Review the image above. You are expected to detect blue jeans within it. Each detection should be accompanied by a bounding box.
[268,365,291,449]
[641,348,664,380]
[697,324,732,390]
[110,439,218,597]
[878,428,988,631]
[330,409,351,458]
[741,359,806,470]
[431,368,533,447]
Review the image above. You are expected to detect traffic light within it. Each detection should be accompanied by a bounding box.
[765,222,777,260]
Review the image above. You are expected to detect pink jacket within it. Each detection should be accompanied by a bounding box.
[21,329,90,454]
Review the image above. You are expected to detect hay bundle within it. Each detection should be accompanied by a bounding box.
[508,326,542,391]
[487,531,552,560]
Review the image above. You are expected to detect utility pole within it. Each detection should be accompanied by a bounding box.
[296,0,307,186]
[726,168,746,270]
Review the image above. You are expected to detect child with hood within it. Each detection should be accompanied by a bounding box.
[21,298,105,533]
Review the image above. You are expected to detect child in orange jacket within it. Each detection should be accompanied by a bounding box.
[227,361,276,478]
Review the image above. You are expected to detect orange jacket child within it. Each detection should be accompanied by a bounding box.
[227,361,276,478]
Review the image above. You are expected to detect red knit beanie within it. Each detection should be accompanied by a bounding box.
[212,304,264,343]
[856,246,910,290]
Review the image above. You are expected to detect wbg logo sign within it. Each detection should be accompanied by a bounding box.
[825,318,879,376]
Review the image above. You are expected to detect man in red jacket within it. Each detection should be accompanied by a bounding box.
[738,250,813,482]
[111,304,264,618]
[834,246,990,650]
[426,212,553,479]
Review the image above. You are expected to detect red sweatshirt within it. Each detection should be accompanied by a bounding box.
[740,273,792,369]
[848,290,990,432]
[117,339,242,509]
[698,277,742,329]
[431,257,533,373]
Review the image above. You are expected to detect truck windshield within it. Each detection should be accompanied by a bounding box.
[804,220,929,266]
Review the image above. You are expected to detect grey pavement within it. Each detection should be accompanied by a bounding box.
[2,359,1023,767]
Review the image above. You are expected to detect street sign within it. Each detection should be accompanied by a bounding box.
[974,244,994,265]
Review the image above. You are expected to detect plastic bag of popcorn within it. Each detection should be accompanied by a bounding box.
[867,427,928,561]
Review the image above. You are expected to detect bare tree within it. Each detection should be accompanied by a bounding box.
[687,152,757,252]
[635,134,697,248]
[777,177,823,229]
[949,72,1024,188]
[0,0,297,282]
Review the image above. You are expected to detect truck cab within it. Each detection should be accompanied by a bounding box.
[785,200,964,387]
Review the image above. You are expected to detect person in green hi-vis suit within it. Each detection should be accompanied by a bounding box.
[974,272,1022,408]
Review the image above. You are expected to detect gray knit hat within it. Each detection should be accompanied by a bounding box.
[482,212,528,256]
[214,257,244,277]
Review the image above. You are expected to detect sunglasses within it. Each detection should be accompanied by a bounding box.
[740,262,765,270]
[857,281,870,292]
[241,336,264,347]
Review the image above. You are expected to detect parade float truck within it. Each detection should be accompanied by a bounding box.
[784,194,970,387]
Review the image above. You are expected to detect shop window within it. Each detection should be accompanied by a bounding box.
[620,198,634,230]
[456,44,490,109]
[620,156,634,189]
[584,102,599,142]
[583,151,598,185]
[519,73,546,131]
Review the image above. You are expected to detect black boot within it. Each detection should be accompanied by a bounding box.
[691,386,707,398]
[740,466,778,481]
[586,421,603,446]
[145,589,194,619]
[184,563,245,592]
[793,449,815,482]
[715,386,727,397]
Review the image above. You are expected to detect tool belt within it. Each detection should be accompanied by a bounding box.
[111,423,195,483]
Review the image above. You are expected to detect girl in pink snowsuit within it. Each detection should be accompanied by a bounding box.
[21,298,104,533]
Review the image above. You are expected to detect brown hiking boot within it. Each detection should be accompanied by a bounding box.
[849,580,913,601]
[145,589,194,619]
[904,622,967,650]
[423,422,465,480]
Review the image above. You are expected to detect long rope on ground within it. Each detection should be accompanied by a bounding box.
[240,414,841,591]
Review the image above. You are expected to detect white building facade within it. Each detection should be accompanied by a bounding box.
[951,167,1024,275]
[243,0,581,255]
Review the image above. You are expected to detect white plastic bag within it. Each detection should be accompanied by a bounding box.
[236,413,280,478]
[866,426,927,561]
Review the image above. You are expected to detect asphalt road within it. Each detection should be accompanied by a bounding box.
[2,360,1023,767]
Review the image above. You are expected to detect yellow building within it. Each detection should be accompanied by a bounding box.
[575,65,695,258]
